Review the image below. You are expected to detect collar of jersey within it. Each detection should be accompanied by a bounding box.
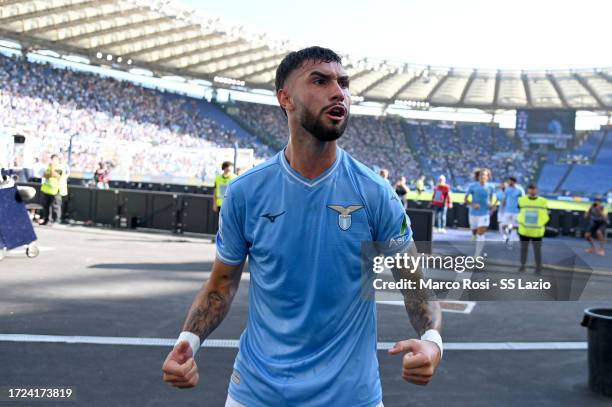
[279,146,343,188]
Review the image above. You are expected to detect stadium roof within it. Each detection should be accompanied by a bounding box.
[1,0,611,111]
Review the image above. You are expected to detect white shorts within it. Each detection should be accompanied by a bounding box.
[225,394,384,407]
[501,212,518,227]
[469,215,490,229]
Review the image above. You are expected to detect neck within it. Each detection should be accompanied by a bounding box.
[284,120,337,180]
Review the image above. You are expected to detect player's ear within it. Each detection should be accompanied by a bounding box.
[277,88,294,113]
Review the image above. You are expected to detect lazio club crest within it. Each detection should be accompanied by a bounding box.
[327,205,364,231]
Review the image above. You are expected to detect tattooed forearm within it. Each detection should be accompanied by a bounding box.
[404,292,442,336]
[181,260,243,342]
[391,243,442,336]
[183,290,230,342]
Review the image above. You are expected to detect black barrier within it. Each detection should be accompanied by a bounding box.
[94,189,119,225]
[406,208,433,254]
[122,190,148,228]
[181,194,218,234]
[16,183,596,240]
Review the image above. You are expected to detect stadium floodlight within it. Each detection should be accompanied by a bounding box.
[214,76,246,87]
[106,54,113,61]
[117,56,122,63]
[96,52,102,59]
[127,59,133,65]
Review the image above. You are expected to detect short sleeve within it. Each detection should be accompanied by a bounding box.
[374,185,413,254]
[215,183,248,265]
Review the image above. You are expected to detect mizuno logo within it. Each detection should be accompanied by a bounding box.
[261,211,286,223]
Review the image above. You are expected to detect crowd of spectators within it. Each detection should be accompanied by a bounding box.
[227,101,421,182]
[405,122,538,189]
[0,53,272,180]
[1,53,538,188]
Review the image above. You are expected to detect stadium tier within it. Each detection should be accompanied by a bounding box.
[537,164,571,193]
[0,53,273,182]
[1,52,609,196]
[558,130,612,194]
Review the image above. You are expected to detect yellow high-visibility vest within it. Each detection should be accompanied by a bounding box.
[40,164,60,196]
[215,173,236,207]
[518,196,549,237]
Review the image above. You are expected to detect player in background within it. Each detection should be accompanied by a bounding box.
[501,176,525,245]
[464,168,495,256]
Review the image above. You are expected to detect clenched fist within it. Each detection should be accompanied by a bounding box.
[162,340,199,388]
[388,339,441,386]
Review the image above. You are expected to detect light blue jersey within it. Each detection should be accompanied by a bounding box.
[216,147,412,407]
[504,185,525,214]
[466,182,494,216]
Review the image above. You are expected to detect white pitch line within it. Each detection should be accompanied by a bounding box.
[0,334,586,351]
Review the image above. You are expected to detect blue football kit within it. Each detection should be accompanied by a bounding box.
[504,185,525,214]
[216,147,412,406]
[466,182,495,216]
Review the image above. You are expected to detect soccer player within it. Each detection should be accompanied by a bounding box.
[501,176,525,244]
[162,47,442,406]
[464,168,495,256]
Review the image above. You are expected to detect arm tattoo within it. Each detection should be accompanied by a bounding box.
[183,290,230,342]
[391,243,442,336]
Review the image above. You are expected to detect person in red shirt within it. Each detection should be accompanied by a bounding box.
[431,175,453,233]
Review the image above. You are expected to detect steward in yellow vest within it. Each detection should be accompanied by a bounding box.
[517,184,548,272]
[41,161,61,196]
[213,161,237,212]
[518,189,549,238]
[40,154,63,225]
[211,161,236,243]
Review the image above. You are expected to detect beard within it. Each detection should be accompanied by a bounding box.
[298,104,349,142]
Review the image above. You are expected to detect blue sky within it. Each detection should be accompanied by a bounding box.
[180,0,611,70]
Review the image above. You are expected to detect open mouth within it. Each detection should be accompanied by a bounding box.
[325,105,346,120]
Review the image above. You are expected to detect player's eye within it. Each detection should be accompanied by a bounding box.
[313,78,326,85]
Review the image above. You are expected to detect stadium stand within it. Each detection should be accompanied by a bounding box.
[0,54,274,180]
[538,164,571,193]
[226,101,542,189]
[559,130,612,195]
[1,52,602,196]
[224,100,421,182]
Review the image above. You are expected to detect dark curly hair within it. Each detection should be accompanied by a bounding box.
[275,46,342,116]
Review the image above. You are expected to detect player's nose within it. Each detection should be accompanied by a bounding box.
[329,80,345,103]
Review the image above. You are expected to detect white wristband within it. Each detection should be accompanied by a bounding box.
[175,331,201,357]
[421,329,443,358]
